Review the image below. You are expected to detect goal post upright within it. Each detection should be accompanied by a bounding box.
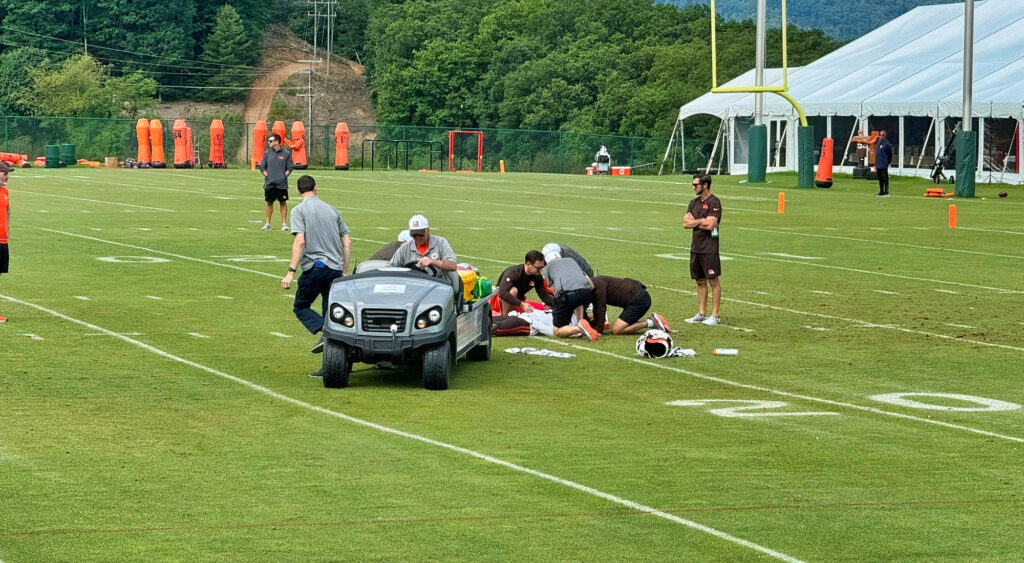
[709,0,814,187]
[448,130,484,173]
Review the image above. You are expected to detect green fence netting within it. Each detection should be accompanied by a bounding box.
[2,116,710,175]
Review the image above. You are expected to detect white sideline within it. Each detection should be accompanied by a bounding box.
[539,337,1024,444]
[0,292,803,563]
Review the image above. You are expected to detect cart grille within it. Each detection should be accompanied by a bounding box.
[362,309,407,332]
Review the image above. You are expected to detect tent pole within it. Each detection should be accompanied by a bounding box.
[914,117,935,178]
[680,120,686,172]
[842,122,857,170]
[998,121,1017,183]
[705,119,725,173]
[773,123,788,168]
[659,119,679,175]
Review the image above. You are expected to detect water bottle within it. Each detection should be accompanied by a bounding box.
[713,348,738,356]
[711,227,719,239]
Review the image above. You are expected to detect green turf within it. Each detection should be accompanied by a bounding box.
[1,167,1023,561]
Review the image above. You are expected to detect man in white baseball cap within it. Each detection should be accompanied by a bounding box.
[388,214,457,274]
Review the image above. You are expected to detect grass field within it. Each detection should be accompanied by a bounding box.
[1,166,1023,561]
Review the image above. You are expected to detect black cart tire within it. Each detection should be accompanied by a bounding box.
[422,342,452,390]
[322,341,350,388]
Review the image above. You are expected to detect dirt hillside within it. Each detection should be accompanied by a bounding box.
[156,26,374,163]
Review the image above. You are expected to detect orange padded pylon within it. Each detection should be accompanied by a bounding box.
[814,138,833,188]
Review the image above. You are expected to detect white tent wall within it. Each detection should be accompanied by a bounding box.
[674,0,1024,185]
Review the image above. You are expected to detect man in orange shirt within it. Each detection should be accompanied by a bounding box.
[0,161,12,322]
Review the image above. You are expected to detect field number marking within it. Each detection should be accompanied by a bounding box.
[666,399,840,418]
[97,256,171,264]
[870,393,1020,412]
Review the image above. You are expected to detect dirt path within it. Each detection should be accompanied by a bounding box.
[235,61,307,164]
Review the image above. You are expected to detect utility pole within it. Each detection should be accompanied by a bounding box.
[307,1,338,75]
[297,59,321,124]
[82,0,88,55]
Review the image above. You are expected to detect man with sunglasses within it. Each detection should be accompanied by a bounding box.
[388,214,457,274]
[683,173,723,325]
[495,249,555,315]
[258,133,294,231]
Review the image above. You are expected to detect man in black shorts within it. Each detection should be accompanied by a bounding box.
[590,275,670,335]
[259,133,294,231]
[543,247,599,341]
[496,249,555,315]
[683,173,722,325]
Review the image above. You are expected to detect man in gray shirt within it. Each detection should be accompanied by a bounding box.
[543,244,599,341]
[259,133,294,231]
[281,175,351,364]
[388,214,457,273]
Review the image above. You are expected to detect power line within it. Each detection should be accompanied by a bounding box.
[0,24,260,72]
[0,38,271,78]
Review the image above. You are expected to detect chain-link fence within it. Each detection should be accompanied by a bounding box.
[2,115,708,174]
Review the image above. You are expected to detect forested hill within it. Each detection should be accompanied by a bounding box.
[360,0,840,138]
[659,0,953,40]
[1,0,843,140]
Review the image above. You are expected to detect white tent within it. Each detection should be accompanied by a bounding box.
[675,0,1024,184]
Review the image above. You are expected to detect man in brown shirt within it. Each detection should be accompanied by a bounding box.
[496,250,555,315]
[683,173,722,325]
[590,275,670,335]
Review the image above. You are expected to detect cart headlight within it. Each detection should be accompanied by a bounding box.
[330,304,354,327]
[415,306,443,330]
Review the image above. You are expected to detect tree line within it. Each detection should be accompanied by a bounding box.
[1,0,841,140]
[0,0,269,116]
[356,0,840,138]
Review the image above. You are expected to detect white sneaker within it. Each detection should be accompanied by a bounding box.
[281,223,289,231]
[702,315,720,326]
[685,313,706,324]
[260,223,271,231]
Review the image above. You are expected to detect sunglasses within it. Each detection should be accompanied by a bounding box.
[411,232,427,238]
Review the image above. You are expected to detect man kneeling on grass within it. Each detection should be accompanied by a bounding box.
[590,275,670,335]
[542,245,599,341]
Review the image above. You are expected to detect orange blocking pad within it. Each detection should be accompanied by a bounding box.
[611,166,631,176]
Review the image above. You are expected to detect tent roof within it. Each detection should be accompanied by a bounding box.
[679,0,1024,121]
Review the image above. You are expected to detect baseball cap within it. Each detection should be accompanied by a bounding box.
[398,229,412,243]
[541,243,561,257]
[408,214,429,231]
[0,161,13,173]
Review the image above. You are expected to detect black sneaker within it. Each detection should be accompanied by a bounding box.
[309,369,323,378]
[310,335,325,354]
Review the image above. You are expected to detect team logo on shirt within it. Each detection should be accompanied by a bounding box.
[708,268,715,275]
[506,277,512,282]
[430,252,439,260]
[529,281,534,287]
[702,204,708,209]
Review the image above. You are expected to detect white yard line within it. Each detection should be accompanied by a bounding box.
[539,337,1024,444]
[41,229,280,279]
[0,292,803,563]
[738,226,1024,261]
[513,226,1024,294]
[16,190,177,212]
[654,285,1024,354]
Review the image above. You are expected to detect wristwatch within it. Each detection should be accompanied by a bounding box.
[287,267,297,273]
